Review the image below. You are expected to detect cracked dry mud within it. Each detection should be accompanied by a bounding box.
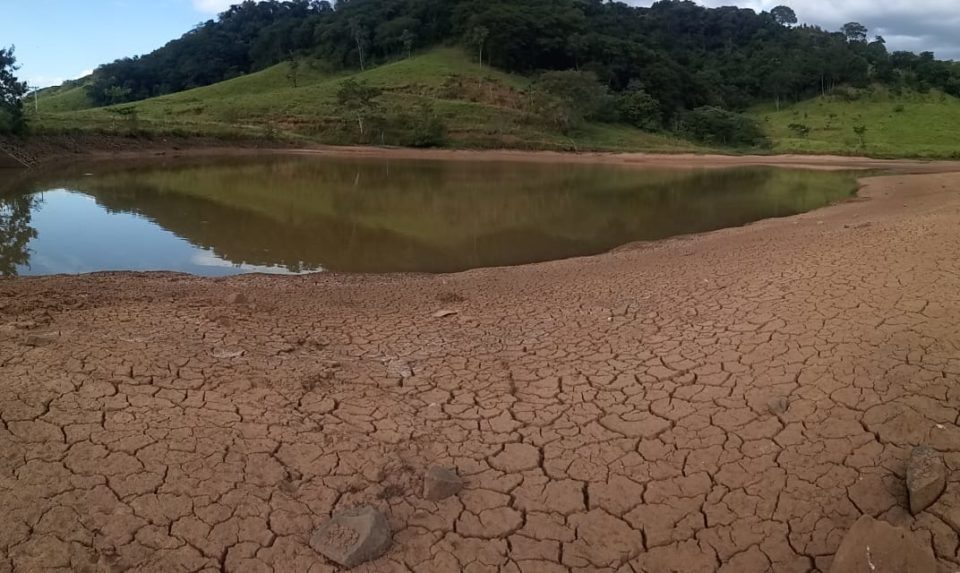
[1,169,960,573]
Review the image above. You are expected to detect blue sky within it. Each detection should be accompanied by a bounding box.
[0,0,234,88]
[2,0,957,89]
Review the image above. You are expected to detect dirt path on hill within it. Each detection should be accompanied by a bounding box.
[1,166,960,572]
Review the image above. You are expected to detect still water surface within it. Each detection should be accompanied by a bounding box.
[0,156,858,276]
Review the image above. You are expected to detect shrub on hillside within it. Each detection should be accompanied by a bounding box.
[831,86,863,102]
[788,122,810,137]
[681,107,769,148]
[616,84,662,131]
[527,70,610,133]
[393,101,446,147]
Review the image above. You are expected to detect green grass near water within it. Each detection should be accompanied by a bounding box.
[753,89,960,158]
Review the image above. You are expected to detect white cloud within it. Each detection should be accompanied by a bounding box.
[192,0,241,14]
[26,75,64,89]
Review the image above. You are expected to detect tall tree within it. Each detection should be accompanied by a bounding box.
[841,22,868,43]
[400,29,416,59]
[467,25,489,70]
[0,47,28,135]
[349,18,369,71]
[770,6,798,26]
[336,78,382,135]
[286,53,300,87]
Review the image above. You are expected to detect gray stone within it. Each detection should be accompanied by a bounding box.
[423,467,463,501]
[310,506,391,569]
[907,446,946,515]
[830,515,940,573]
[767,396,789,415]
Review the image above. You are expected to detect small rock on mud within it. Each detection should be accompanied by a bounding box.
[432,309,459,319]
[830,515,940,573]
[211,347,245,359]
[310,506,391,568]
[767,396,789,415]
[423,467,463,501]
[23,332,59,347]
[907,446,946,515]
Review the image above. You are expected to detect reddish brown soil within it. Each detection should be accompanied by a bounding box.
[5,133,960,173]
[1,159,960,572]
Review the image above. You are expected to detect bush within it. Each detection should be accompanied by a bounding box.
[616,85,662,131]
[832,86,862,102]
[105,106,141,134]
[681,106,769,147]
[527,70,609,133]
[0,108,26,135]
[394,101,446,147]
[787,122,810,137]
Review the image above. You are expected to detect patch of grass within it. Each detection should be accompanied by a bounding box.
[754,88,960,158]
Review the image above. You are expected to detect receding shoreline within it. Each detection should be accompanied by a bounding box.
[5,133,960,173]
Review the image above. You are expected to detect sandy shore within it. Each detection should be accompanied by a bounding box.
[1,153,960,572]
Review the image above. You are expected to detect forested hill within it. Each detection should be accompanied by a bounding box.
[87,0,960,122]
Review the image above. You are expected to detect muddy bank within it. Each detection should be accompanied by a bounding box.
[0,134,293,169]
[4,133,960,173]
[1,168,960,571]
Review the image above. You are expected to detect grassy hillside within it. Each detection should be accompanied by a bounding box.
[35,80,95,114]
[30,49,699,153]
[754,89,960,158]
[31,51,960,158]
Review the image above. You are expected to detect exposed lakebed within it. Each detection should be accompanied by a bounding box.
[0,155,858,276]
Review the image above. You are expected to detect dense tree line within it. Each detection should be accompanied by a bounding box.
[86,0,960,126]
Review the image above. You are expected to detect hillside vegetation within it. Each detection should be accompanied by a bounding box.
[22,0,960,156]
[33,49,699,152]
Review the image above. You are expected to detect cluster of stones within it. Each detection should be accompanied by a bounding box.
[312,446,950,570]
[830,446,948,573]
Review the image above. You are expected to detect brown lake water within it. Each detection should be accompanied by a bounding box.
[0,155,858,276]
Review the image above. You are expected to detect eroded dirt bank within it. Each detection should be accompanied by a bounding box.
[5,134,960,173]
[1,169,960,572]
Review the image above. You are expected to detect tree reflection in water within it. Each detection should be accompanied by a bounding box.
[0,194,39,277]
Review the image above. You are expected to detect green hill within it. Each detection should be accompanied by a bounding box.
[753,88,960,158]
[35,80,95,114]
[31,49,698,153]
[31,50,960,158]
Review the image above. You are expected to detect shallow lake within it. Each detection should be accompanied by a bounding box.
[0,155,858,276]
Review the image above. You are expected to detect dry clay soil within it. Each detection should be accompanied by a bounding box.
[2,156,960,572]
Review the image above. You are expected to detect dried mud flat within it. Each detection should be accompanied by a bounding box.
[1,161,960,572]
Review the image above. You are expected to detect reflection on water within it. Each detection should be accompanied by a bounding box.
[0,194,39,276]
[0,156,858,276]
